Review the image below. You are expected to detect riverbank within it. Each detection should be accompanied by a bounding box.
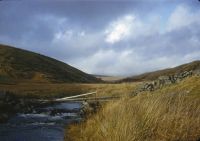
[0,82,137,141]
[0,91,54,123]
[0,82,94,122]
[0,83,137,122]
[0,91,103,141]
[0,101,83,141]
[65,76,200,141]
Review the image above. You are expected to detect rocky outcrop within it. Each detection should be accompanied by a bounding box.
[80,101,101,117]
[0,91,45,123]
[134,70,197,94]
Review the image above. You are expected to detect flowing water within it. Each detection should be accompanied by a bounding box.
[0,102,82,141]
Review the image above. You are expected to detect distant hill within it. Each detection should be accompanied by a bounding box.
[0,44,101,83]
[120,60,200,82]
[94,75,125,82]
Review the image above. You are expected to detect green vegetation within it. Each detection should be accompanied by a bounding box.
[66,76,200,141]
[0,44,101,83]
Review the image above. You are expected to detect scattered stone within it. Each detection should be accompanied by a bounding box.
[80,101,100,117]
[133,70,198,95]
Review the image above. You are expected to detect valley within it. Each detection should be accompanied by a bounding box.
[1,1,200,140]
[0,45,199,141]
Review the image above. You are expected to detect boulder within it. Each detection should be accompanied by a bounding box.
[194,69,200,76]
[158,76,173,85]
[134,70,196,94]
[81,101,93,115]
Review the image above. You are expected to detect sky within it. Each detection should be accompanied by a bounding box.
[0,0,200,76]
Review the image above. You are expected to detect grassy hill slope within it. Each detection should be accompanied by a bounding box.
[66,76,200,141]
[121,60,200,82]
[0,44,101,83]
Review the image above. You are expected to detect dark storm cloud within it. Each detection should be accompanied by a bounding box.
[0,0,149,53]
[0,1,138,30]
[0,0,200,75]
[0,0,143,47]
[0,0,176,36]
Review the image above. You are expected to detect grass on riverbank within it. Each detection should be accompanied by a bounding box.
[66,76,200,141]
[0,83,92,98]
[0,82,138,99]
[0,82,137,123]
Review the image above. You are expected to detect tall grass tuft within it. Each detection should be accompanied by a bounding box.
[66,76,200,141]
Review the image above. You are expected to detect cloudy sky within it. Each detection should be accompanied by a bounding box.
[0,0,200,76]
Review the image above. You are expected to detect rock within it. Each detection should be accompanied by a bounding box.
[133,70,196,95]
[81,101,94,116]
[194,69,200,76]
[146,83,154,91]
[158,76,172,86]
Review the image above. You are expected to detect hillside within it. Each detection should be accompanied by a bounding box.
[0,44,101,83]
[66,75,200,141]
[121,60,200,82]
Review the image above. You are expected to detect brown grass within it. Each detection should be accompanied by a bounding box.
[0,83,91,98]
[66,76,200,141]
[121,60,200,82]
[0,82,138,99]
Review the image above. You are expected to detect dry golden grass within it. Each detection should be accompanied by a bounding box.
[66,76,200,141]
[0,83,92,98]
[89,83,139,97]
[0,82,138,99]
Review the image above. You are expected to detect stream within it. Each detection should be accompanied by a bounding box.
[0,102,82,141]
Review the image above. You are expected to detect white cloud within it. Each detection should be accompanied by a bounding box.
[69,49,199,76]
[69,49,137,75]
[9,9,199,77]
[72,49,199,76]
[54,30,73,40]
[105,15,136,44]
[166,4,200,32]
[52,29,102,50]
[50,11,200,76]
[104,14,161,44]
[79,31,85,37]
[183,51,200,61]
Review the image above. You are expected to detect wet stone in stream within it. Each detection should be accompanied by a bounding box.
[0,102,82,141]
